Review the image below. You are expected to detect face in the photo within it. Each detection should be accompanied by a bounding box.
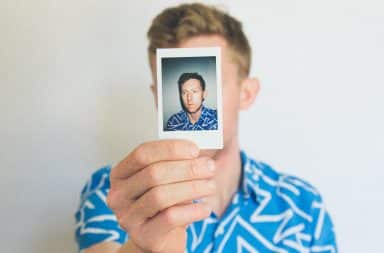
[180,78,207,113]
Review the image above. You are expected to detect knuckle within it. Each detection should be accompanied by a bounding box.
[162,208,178,226]
[146,165,160,186]
[148,187,165,209]
[132,144,148,165]
[109,164,119,179]
[107,186,135,212]
[188,159,200,178]
[116,213,132,233]
[106,189,119,210]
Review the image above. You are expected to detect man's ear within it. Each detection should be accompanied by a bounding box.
[150,84,158,109]
[239,77,260,110]
[203,90,207,100]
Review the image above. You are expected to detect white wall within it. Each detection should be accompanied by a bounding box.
[1,0,383,252]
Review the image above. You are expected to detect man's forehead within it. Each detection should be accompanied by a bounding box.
[182,79,202,88]
[149,34,232,84]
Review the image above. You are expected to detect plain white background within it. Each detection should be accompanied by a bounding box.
[1,0,383,252]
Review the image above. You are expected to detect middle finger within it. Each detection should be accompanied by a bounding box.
[122,157,215,201]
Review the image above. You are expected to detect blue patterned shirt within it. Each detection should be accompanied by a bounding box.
[75,151,337,252]
[166,106,218,131]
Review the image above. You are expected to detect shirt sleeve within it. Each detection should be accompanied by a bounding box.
[278,173,338,252]
[309,193,338,252]
[74,166,128,252]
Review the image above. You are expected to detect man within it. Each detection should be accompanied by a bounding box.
[75,3,338,253]
[166,72,218,131]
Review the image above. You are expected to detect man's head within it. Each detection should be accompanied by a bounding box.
[178,72,207,114]
[148,3,260,149]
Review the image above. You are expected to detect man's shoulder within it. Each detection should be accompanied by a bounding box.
[166,110,188,130]
[203,106,217,116]
[79,165,112,201]
[244,155,337,249]
[167,110,187,123]
[244,153,323,211]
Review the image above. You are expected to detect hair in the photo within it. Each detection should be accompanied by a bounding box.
[147,3,251,78]
[178,72,206,92]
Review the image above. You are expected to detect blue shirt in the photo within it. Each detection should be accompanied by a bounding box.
[166,105,218,131]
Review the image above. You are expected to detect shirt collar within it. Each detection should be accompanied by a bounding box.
[239,150,262,203]
[183,105,207,125]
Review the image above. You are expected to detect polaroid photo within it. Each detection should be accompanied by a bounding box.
[156,47,223,149]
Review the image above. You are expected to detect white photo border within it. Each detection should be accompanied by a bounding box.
[156,47,223,149]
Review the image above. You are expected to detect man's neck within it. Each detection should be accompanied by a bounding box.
[200,136,242,218]
[187,107,203,124]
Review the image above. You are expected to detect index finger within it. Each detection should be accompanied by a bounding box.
[111,139,200,179]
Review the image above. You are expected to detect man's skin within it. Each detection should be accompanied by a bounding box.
[180,78,207,124]
[84,35,260,253]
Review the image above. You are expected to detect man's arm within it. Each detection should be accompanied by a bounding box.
[75,167,128,252]
[76,140,216,253]
[309,201,338,252]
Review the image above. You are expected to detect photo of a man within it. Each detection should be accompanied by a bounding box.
[166,72,218,131]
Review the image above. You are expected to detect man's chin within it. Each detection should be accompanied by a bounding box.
[185,107,199,113]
